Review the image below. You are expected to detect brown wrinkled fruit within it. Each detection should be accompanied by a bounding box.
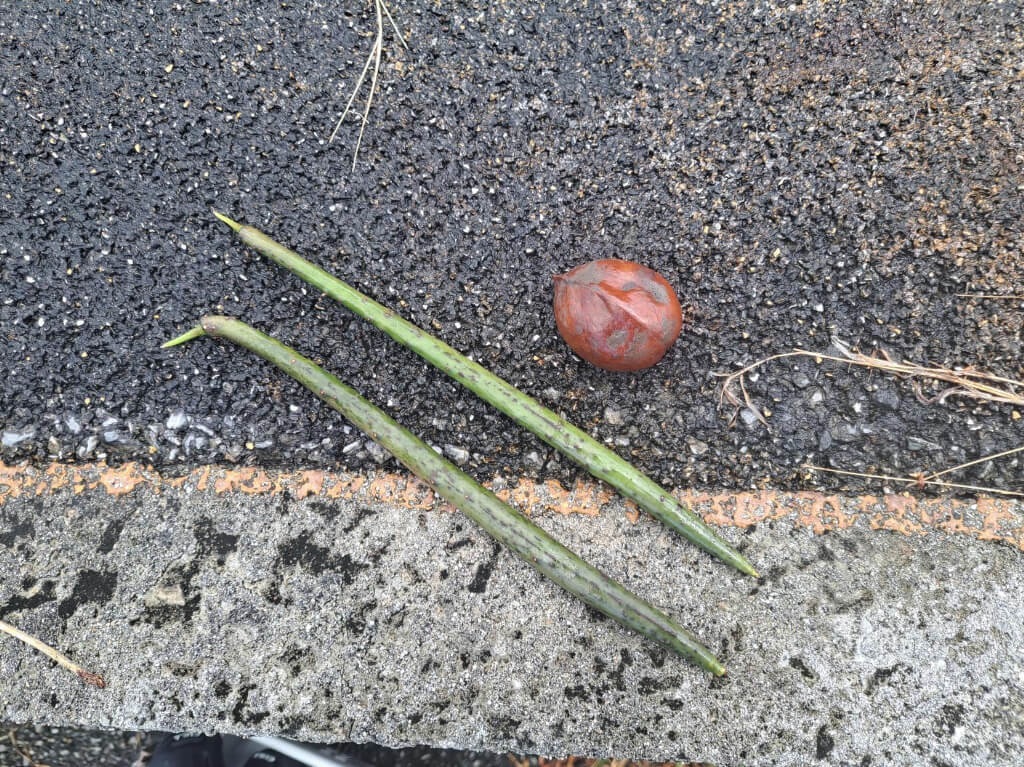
[553,259,683,372]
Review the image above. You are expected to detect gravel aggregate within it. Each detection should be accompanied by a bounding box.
[2,5,1022,493]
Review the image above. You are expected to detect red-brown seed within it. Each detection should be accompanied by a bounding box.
[553,259,683,372]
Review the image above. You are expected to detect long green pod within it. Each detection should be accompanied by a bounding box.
[163,315,726,675]
[211,211,757,578]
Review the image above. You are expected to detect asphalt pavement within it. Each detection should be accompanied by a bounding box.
[0,723,517,767]
[2,0,1021,493]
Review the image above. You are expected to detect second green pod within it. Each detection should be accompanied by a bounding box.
[164,315,727,675]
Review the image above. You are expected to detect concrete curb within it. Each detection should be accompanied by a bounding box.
[1,462,1022,765]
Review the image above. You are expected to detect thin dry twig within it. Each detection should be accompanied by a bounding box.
[7,729,50,767]
[804,464,1023,497]
[0,619,106,688]
[330,0,407,170]
[925,444,1024,482]
[716,338,1024,427]
[956,293,1024,300]
[805,443,1024,498]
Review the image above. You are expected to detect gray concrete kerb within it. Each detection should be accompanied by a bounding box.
[1,462,1022,765]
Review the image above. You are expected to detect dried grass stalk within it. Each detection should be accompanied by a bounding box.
[0,619,105,688]
[330,0,408,170]
[718,338,1024,428]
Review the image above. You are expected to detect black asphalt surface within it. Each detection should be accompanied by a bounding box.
[0,722,145,766]
[3,1,1022,493]
[0,723,515,767]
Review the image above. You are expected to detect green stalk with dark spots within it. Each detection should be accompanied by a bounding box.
[163,315,726,675]
[211,211,756,578]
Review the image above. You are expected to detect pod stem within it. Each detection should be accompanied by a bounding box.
[162,325,207,348]
[166,315,726,675]
[212,211,757,578]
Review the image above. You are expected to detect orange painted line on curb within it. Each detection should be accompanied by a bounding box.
[0,461,1021,551]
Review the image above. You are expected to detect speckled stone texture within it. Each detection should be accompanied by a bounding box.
[1,476,1022,765]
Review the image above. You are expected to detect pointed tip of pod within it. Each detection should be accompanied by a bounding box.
[211,208,243,232]
[161,324,207,349]
[726,552,759,579]
[713,552,759,579]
